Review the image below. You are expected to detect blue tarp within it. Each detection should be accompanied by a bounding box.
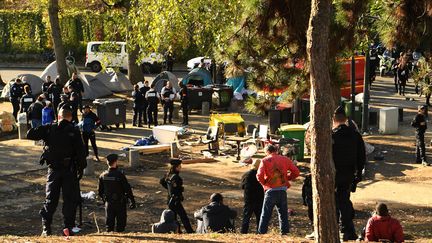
[226,76,246,93]
[182,68,212,86]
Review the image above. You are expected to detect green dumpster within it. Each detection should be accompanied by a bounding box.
[279,124,306,161]
[344,101,362,126]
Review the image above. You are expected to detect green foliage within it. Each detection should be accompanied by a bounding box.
[412,57,432,96]
[0,10,46,53]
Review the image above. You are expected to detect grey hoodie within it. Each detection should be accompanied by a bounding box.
[152,209,178,233]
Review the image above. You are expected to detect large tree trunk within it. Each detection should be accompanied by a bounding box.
[127,44,144,84]
[48,0,69,85]
[306,0,339,242]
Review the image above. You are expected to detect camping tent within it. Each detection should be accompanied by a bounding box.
[95,70,134,92]
[84,74,113,99]
[1,74,44,98]
[40,61,113,100]
[151,71,180,93]
[181,68,212,86]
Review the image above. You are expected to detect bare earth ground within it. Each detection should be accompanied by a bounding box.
[0,69,431,242]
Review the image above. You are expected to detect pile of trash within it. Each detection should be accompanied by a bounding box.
[134,135,158,146]
[0,111,16,133]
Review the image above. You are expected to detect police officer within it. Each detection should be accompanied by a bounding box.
[9,78,25,120]
[139,80,150,125]
[98,154,136,232]
[26,108,86,236]
[68,85,80,123]
[20,85,34,116]
[178,81,189,126]
[332,106,365,241]
[411,105,429,166]
[145,83,160,128]
[160,159,194,233]
[47,78,62,113]
[67,73,84,111]
[132,84,144,127]
[42,76,54,98]
[81,105,101,161]
[161,81,175,124]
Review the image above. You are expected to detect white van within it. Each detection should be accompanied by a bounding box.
[85,41,163,73]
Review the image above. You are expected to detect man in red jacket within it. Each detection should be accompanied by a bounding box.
[256,144,300,235]
[365,203,404,243]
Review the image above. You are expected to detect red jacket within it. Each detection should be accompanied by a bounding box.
[365,215,404,243]
[256,153,300,191]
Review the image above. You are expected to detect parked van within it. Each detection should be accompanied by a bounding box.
[85,41,163,73]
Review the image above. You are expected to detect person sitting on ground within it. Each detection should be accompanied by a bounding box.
[240,159,264,234]
[194,193,237,233]
[151,209,179,234]
[365,203,404,243]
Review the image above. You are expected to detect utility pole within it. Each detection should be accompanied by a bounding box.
[351,56,356,120]
[362,49,370,133]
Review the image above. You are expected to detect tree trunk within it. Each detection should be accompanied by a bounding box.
[306,0,339,242]
[127,44,144,85]
[48,0,69,85]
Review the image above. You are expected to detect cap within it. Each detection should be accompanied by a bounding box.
[170,159,182,166]
[106,154,119,163]
[334,106,346,116]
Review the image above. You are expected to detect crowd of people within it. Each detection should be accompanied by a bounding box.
[131,80,189,128]
[13,71,404,241]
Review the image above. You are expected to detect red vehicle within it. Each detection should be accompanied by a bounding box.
[263,56,366,99]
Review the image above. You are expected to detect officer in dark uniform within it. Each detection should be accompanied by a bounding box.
[9,78,25,120]
[47,78,62,113]
[161,81,175,124]
[178,81,189,126]
[132,84,144,127]
[68,85,80,123]
[67,73,85,112]
[411,105,429,166]
[145,83,160,128]
[160,159,194,233]
[139,80,150,125]
[20,85,34,115]
[42,76,54,98]
[26,108,86,236]
[332,106,366,241]
[98,154,136,232]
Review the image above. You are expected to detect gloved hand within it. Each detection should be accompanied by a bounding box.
[129,201,136,209]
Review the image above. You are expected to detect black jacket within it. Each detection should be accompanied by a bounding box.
[26,119,86,170]
[160,173,184,202]
[139,86,150,105]
[412,113,427,133]
[332,124,366,187]
[132,90,144,108]
[194,202,237,233]
[179,87,188,106]
[42,81,54,94]
[20,94,34,113]
[10,82,24,99]
[240,169,264,205]
[98,167,135,204]
[28,101,45,120]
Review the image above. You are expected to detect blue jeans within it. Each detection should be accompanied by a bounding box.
[258,190,289,234]
[31,119,42,128]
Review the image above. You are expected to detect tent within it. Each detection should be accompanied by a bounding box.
[151,71,180,93]
[181,68,212,86]
[95,70,134,92]
[1,74,44,98]
[40,61,113,100]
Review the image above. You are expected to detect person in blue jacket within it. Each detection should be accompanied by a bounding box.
[42,102,55,125]
[80,105,101,161]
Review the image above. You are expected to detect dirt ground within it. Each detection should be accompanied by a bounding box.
[0,72,431,241]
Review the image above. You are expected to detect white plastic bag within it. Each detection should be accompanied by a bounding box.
[17,113,27,124]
